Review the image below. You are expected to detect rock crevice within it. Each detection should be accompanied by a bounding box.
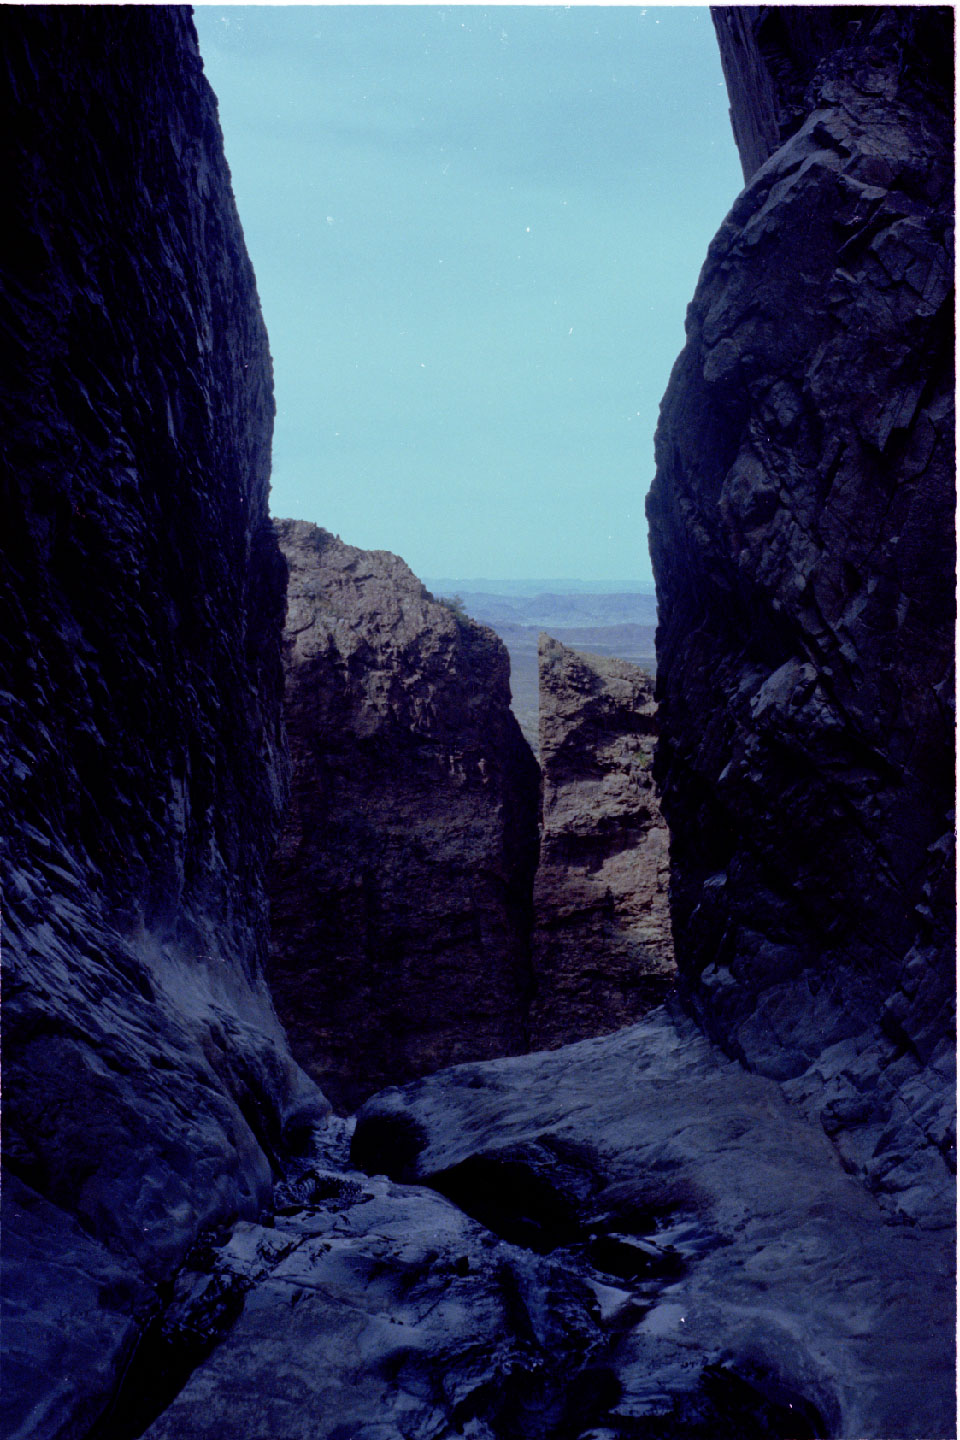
[3,8,954,1438]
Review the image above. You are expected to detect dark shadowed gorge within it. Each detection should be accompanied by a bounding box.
[2,7,954,1440]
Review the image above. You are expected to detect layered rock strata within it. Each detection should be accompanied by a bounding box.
[269,521,541,1110]
[0,12,324,1438]
[530,636,675,1048]
[647,7,955,1225]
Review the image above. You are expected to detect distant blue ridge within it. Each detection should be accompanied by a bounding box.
[423,578,654,598]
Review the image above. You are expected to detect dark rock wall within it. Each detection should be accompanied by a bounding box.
[1,11,323,1436]
[269,521,541,1111]
[713,6,954,184]
[530,636,674,1048]
[647,6,954,1224]
[712,6,869,183]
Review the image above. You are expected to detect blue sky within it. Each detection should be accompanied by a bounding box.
[194,6,743,585]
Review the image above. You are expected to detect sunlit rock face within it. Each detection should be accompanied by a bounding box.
[530,636,675,1048]
[647,7,955,1225]
[269,520,541,1111]
[0,12,324,1438]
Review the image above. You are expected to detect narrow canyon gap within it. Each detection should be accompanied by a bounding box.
[0,8,954,1440]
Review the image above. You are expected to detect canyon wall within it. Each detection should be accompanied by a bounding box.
[647,6,955,1224]
[269,520,541,1110]
[530,637,674,1048]
[2,8,954,1438]
[0,12,324,1437]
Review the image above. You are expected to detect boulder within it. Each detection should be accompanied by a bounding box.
[141,1161,611,1440]
[353,1009,955,1440]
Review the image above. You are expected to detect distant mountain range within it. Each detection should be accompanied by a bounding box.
[423,578,655,599]
[424,582,659,751]
[426,588,658,630]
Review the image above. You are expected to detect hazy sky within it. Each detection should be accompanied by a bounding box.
[195,6,743,585]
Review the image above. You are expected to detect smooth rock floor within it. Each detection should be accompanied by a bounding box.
[142,1008,953,1440]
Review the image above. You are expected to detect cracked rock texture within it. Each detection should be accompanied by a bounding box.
[5,8,954,1439]
[647,6,955,1226]
[142,1142,616,1440]
[530,637,675,1049]
[353,1010,955,1440]
[0,12,325,1439]
[269,520,541,1112]
[103,1010,956,1440]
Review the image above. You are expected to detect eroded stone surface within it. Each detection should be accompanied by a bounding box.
[530,637,674,1048]
[81,1013,955,1440]
[1,1175,154,1440]
[143,1169,611,1440]
[354,1010,956,1440]
[0,13,325,1438]
[5,9,954,1439]
[647,5,955,1227]
[269,521,541,1111]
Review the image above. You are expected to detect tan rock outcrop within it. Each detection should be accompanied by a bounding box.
[530,636,674,1048]
[269,521,541,1110]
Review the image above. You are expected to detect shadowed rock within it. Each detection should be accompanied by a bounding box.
[3,8,954,1438]
[140,1161,616,1440]
[353,1009,955,1440]
[0,12,325,1437]
[269,520,541,1111]
[647,4,955,1227]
